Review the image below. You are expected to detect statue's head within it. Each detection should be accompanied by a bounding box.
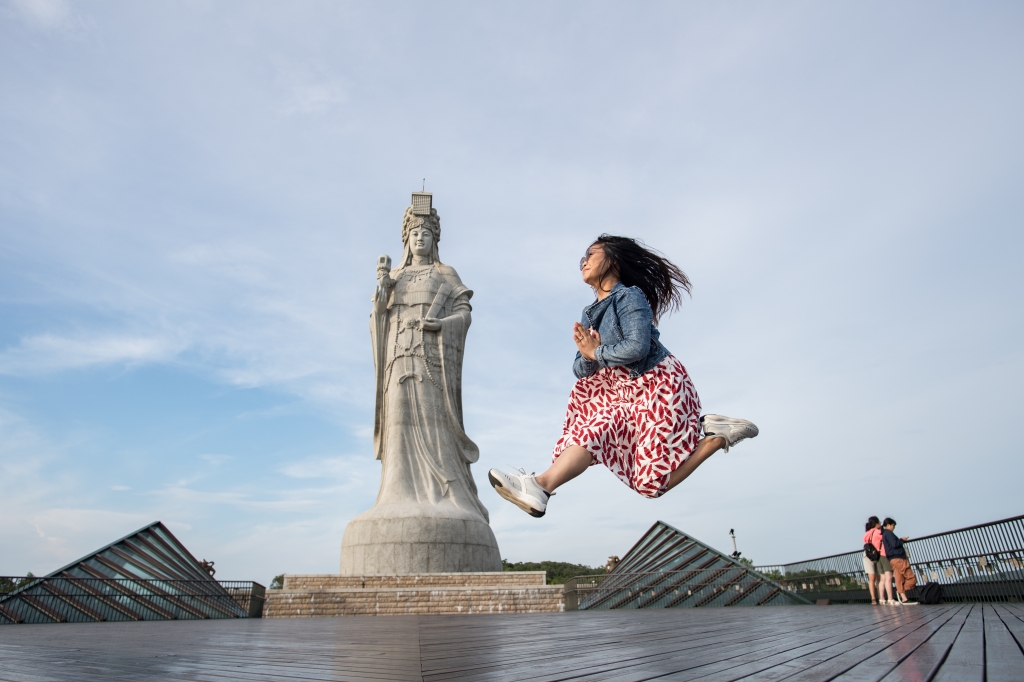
[400,206,441,266]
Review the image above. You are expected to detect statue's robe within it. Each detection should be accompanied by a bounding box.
[369,262,489,521]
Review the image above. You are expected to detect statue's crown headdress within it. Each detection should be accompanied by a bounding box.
[411,192,432,216]
[400,191,441,265]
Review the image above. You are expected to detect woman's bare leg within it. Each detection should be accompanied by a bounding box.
[536,434,726,495]
[880,572,894,602]
[535,445,593,492]
[868,574,878,603]
[664,436,726,491]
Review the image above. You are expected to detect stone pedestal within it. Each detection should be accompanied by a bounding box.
[340,503,500,574]
[264,572,565,617]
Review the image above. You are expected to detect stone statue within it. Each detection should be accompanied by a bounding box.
[340,194,501,574]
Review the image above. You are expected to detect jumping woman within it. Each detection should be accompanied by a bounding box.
[488,235,759,517]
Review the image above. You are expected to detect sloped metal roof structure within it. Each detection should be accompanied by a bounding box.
[0,521,256,624]
[571,520,812,610]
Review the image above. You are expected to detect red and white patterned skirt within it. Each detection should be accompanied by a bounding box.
[552,355,702,499]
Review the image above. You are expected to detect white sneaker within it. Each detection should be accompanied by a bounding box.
[487,468,553,518]
[700,414,759,452]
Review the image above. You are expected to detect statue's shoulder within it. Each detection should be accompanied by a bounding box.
[436,264,472,300]
[435,263,464,285]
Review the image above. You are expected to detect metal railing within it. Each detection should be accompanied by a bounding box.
[563,569,809,610]
[755,515,1024,603]
[0,577,265,624]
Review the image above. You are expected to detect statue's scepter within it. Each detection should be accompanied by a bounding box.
[374,254,393,312]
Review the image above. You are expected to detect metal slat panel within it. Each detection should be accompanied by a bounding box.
[572,520,809,610]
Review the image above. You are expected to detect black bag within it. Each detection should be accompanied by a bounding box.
[918,582,943,605]
[864,542,880,561]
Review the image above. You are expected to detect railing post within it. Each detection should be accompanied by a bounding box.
[564,578,578,611]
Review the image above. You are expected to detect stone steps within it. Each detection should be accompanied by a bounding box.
[266,572,565,617]
[282,571,546,590]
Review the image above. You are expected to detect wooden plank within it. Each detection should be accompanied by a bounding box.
[0,618,425,682]
[877,604,971,681]
[932,603,985,682]
[826,605,965,681]
[470,608,927,682]
[691,606,951,682]
[423,608,841,681]
[984,604,1024,682]
[993,604,1024,648]
[1001,603,1024,619]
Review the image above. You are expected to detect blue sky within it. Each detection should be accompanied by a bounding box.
[1,1,1022,585]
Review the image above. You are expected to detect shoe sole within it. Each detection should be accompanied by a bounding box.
[488,472,545,518]
[701,415,759,434]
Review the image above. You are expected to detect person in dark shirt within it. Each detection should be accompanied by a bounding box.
[882,518,918,605]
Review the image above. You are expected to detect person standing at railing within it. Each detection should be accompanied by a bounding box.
[863,516,894,605]
[882,518,918,605]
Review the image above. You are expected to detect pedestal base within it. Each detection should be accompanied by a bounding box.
[340,503,501,574]
[264,572,565,617]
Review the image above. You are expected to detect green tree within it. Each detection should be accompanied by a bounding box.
[0,572,36,594]
[502,560,607,585]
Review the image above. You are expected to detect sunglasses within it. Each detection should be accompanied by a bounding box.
[580,248,600,271]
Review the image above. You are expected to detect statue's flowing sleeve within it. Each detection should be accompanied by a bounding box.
[370,281,390,461]
[435,274,479,465]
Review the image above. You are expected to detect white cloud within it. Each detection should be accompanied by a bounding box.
[279,454,372,482]
[0,333,184,375]
[284,82,347,114]
[8,0,73,30]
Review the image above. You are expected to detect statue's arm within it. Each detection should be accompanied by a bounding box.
[424,289,470,330]
[448,294,472,326]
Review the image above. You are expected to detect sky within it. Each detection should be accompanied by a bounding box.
[1,1,1022,586]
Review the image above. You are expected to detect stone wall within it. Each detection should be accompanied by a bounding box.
[282,571,546,590]
[265,572,564,617]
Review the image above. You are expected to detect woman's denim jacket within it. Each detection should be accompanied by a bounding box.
[573,282,670,380]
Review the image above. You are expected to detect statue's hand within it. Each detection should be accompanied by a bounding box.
[421,317,442,331]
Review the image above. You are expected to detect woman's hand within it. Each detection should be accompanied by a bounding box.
[574,322,600,361]
[422,317,441,331]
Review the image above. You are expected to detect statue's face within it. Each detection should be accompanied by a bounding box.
[408,223,435,257]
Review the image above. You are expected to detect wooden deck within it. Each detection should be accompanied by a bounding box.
[2,604,1023,681]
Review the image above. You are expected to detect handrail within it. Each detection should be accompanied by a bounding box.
[761,514,1024,569]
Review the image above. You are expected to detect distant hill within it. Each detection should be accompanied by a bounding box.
[502,560,608,585]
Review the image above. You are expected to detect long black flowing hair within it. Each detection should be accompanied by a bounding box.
[590,235,692,323]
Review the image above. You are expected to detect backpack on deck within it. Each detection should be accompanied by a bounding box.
[918,582,943,605]
[864,542,880,561]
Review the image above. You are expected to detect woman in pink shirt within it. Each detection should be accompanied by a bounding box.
[863,516,894,604]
